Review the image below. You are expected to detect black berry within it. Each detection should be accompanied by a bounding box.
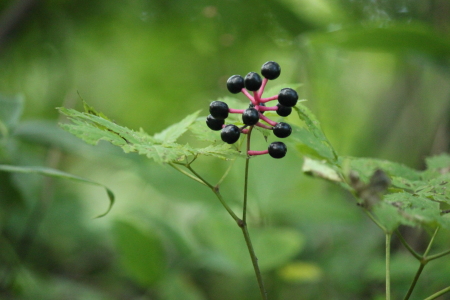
[209,101,229,119]
[221,124,241,144]
[244,72,262,91]
[273,122,292,138]
[242,108,260,126]
[268,142,287,158]
[206,115,224,131]
[276,103,292,117]
[227,75,245,94]
[261,61,281,80]
[278,88,298,107]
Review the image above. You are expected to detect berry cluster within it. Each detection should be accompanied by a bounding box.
[206,61,297,159]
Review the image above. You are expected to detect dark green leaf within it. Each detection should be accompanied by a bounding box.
[309,24,450,62]
[294,104,337,162]
[0,164,114,218]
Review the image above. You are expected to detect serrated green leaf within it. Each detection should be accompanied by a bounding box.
[302,156,341,182]
[381,192,448,229]
[290,125,336,162]
[425,153,450,172]
[294,104,337,162]
[345,157,422,183]
[0,164,114,218]
[59,107,240,163]
[189,117,222,143]
[154,111,200,143]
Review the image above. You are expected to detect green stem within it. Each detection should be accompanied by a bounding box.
[169,162,206,186]
[173,160,240,222]
[427,248,450,262]
[241,224,268,300]
[403,263,425,300]
[386,232,392,300]
[403,227,440,300]
[363,209,387,232]
[243,126,253,224]
[424,227,440,257]
[424,286,450,300]
[395,229,422,260]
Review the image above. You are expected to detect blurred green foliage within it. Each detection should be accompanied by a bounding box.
[1,0,450,299]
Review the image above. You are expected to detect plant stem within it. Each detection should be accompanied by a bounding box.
[424,286,450,300]
[363,210,387,232]
[403,227,440,300]
[403,263,425,300]
[386,232,392,300]
[427,248,450,262]
[241,224,268,300]
[395,229,422,260]
[243,126,253,224]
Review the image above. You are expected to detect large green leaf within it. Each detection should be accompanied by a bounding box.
[58,106,240,163]
[293,104,337,163]
[0,164,114,218]
[309,24,450,62]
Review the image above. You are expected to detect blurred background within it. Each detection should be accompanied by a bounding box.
[1,0,450,299]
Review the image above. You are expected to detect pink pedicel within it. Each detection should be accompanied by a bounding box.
[258,105,278,112]
[257,78,268,98]
[241,88,257,105]
[229,108,245,114]
[260,95,278,103]
[258,113,277,126]
[247,150,269,156]
[255,122,272,129]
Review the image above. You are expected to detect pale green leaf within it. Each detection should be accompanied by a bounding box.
[153,111,200,143]
[302,156,342,182]
[294,104,337,162]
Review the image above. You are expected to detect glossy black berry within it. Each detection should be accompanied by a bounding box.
[268,142,287,159]
[276,103,292,117]
[206,115,224,131]
[244,72,262,91]
[209,101,229,119]
[273,122,292,138]
[278,88,298,107]
[242,108,260,126]
[221,124,241,144]
[261,61,281,80]
[227,75,245,94]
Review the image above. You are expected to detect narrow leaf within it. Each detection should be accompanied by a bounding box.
[0,164,115,218]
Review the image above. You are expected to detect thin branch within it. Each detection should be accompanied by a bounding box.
[403,263,425,300]
[363,209,387,232]
[241,224,268,300]
[426,248,450,262]
[395,229,422,260]
[243,126,253,224]
[424,286,450,300]
[386,232,392,300]
[168,162,206,186]
[423,227,440,257]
